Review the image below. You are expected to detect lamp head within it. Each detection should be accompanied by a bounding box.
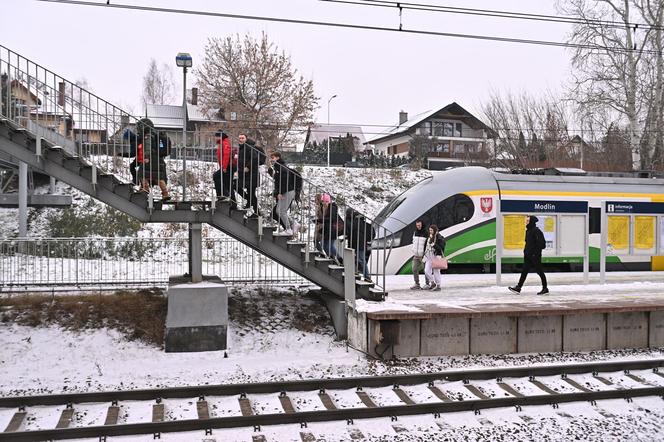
[175,52,193,68]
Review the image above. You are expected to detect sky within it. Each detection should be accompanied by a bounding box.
[2,0,574,139]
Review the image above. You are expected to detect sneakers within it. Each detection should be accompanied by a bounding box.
[537,288,549,295]
[430,284,441,291]
[508,286,521,294]
[410,284,421,290]
[422,284,432,290]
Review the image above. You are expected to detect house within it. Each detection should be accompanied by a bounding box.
[366,102,495,169]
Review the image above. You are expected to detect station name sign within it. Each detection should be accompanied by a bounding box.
[501,200,588,213]
[606,201,664,214]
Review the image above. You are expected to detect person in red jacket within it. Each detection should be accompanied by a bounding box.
[212,131,235,202]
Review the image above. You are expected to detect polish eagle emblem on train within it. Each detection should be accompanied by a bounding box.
[480,197,493,214]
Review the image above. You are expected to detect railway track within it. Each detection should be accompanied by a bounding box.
[1,359,664,441]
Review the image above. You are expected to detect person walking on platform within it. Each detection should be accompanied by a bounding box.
[410,219,429,290]
[212,131,235,203]
[423,224,446,291]
[509,215,549,295]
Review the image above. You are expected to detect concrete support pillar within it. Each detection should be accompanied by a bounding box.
[18,161,28,238]
[189,223,202,283]
[50,176,56,194]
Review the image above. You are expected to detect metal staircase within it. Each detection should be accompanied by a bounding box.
[0,45,391,300]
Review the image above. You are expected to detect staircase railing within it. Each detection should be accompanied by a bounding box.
[0,44,393,296]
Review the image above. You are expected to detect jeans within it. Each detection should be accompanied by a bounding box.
[424,258,441,287]
[322,237,340,261]
[412,255,427,286]
[274,190,295,230]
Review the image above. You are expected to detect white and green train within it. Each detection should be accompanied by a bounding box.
[372,166,664,274]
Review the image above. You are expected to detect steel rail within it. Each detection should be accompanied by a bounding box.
[2,386,664,442]
[1,359,663,407]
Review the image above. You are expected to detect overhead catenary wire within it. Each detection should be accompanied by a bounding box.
[321,0,663,32]
[35,0,662,55]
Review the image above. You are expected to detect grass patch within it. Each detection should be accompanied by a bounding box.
[0,289,167,347]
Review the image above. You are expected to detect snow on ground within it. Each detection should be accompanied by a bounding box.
[356,271,664,314]
[2,284,664,440]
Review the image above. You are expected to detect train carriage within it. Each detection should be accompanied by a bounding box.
[372,167,664,274]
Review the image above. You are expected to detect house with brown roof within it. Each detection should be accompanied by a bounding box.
[366,102,495,169]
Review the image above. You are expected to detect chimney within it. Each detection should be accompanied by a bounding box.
[399,110,408,125]
[191,87,198,105]
[58,82,65,106]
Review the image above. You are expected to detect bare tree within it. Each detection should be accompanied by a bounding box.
[141,59,176,107]
[196,32,319,149]
[558,0,655,170]
[481,90,573,169]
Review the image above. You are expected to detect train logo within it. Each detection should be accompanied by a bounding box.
[480,197,493,213]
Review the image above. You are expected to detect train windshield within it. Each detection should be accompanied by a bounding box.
[374,177,432,225]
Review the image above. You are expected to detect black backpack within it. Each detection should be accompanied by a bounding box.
[536,229,546,250]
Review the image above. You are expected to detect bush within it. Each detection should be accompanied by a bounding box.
[46,199,142,238]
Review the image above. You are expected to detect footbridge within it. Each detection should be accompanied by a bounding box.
[0,44,390,301]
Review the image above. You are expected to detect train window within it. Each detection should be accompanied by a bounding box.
[432,194,475,230]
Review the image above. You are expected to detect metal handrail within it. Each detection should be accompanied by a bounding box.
[0,44,393,295]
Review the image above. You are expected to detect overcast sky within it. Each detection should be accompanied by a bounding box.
[4,0,573,137]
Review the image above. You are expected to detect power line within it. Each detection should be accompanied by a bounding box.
[35,0,660,55]
[322,0,662,32]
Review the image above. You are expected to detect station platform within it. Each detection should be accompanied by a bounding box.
[348,272,664,358]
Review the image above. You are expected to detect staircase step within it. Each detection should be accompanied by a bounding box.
[129,191,149,207]
[98,173,121,191]
[113,183,134,199]
[63,157,81,174]
[79,164,94,181]
[327,264,344,272]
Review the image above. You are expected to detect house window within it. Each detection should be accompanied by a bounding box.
[434,142,449,153]
[230,111,237,121]
[433,121,444,137]
[443,122,454,137]
[419,121,431,136]
[455,123,462,137]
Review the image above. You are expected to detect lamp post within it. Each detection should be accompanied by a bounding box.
[175,52,192,200]
[327,94,337,168]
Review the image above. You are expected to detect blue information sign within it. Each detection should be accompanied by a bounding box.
[501,200,588,213]
[605,201,664,214]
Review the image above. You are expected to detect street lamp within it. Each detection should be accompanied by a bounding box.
[327,94,337,168]
[176,52,192,200]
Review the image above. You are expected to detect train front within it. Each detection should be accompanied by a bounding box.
[369,167,499,275]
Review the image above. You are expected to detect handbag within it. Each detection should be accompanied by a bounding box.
[431,255,448,270]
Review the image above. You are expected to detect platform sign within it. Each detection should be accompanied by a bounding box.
[601,201,664,283]
[496,199,589,285]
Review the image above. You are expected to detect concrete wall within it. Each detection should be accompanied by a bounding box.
[359,309,664,358]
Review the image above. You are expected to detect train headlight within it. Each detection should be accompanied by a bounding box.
[371,231,402,249]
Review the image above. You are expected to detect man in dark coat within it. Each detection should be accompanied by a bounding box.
[125,118,171,200]
[509,215,548,295]
[345,208,374,279]
[236,133,265,218]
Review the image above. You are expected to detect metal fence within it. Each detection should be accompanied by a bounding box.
[0,237,308,292]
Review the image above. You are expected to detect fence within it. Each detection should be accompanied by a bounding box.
[0,237,308,292]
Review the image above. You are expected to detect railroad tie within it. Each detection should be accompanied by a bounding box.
[279,394,296,414]
[197,399,210,419]
[392,387,415,405]
[593,376,614,386]
[497,382,524,397]
[4,410,27,432]
[428,386,453,402]
[463,385,490,400]
[356,391,377,408]
[56,406,75,429]
[252,435,267,442]
[318,392,337,410]
[104,405,120,425]
[625,373,652,386]
[239,397,254,416]
[152,403,165,423]
[562,378,593,393]
[529,380,558,395]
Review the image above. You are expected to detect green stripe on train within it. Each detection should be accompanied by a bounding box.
[396,220,621,274]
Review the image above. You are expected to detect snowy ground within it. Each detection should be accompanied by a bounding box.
[2,285,664,441]
[358,271,664,314]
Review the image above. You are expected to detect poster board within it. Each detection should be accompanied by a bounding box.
[607,215,630,253]
[634,215,655,254]
[559,215,585,255]
[503,215,526,251]
[536,215,556,252]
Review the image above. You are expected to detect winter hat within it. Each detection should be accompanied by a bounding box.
[321,193,332,203]
[529,215,539,223]
[136,118,154,135]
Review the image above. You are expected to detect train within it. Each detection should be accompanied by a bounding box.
[372,166,664,274]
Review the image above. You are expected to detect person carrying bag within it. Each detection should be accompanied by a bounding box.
[423,224,446,291]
